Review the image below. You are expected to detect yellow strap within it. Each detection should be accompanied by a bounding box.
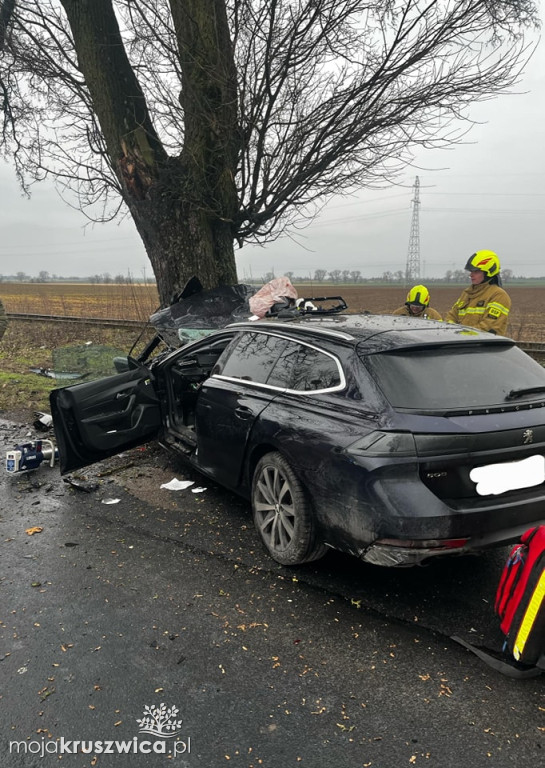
[513,571,545,660]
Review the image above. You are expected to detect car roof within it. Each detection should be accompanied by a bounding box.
[228,313,515,353]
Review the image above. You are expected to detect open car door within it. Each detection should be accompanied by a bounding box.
[49,366,162,474]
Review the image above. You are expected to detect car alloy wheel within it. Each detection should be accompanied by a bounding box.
[252,452,326,565]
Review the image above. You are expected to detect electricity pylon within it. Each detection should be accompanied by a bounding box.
[405,176,421,282]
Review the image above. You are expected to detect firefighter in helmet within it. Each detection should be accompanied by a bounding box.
[393,285,442,320]
[445,250,511,335]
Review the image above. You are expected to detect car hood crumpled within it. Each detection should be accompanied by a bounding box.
[149,278,257,347]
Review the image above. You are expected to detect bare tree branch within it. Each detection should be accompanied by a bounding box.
[0,0,540,300]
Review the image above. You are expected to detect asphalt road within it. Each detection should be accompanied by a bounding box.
[0,417,543,768]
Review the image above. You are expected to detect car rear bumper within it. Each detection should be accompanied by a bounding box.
[359,516,545,567]
[308,462,545,566]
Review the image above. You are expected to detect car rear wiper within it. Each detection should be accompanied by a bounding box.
[506,385,545,400]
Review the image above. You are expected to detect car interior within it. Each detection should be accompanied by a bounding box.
[165,337,234,431]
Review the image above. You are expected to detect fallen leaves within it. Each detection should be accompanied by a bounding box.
[236,622,267,631]
[38,686,55,701]
[25,526,43,535]
[438,682,453,697]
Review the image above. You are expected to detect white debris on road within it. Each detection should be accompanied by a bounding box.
[160,478,195,491]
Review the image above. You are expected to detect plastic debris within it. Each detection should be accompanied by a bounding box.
[33,411,53,430]
[63,477,99,493]
[101,498,121,505]
[191,487,207,493]
[160,479,195,491]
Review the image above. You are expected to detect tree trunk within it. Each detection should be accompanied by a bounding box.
[129,158,238,306]
[60,0,239,307]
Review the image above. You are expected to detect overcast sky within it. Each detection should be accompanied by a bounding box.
[1,20,544,282]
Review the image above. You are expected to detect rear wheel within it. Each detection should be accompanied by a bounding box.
[251,452,327,565]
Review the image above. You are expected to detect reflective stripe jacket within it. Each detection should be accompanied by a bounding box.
[0,298,7,341]
[445,282,511,335]
[393,305,442,321]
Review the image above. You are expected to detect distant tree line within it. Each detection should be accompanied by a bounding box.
[257,267,526,284]
[0,267,540,285]
[0,271,155,284]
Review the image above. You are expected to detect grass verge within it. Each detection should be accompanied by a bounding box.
[0,321,154,418]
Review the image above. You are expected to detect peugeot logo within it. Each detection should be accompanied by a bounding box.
[522,429,534,444]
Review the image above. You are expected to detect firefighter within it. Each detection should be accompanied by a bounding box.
[445,250,511,335]
[393,285,442,320]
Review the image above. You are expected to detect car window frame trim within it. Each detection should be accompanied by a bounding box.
[212,330,347,395]
[157,330,239,368]
[228,320,356,342]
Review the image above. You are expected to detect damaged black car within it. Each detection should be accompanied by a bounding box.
[49,282,545,567]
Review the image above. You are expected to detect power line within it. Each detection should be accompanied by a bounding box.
[424,207,543,215]
[425,191,545,197]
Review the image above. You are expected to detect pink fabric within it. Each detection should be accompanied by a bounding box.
[249,277,298,318]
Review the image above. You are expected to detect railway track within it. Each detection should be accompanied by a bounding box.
[6,312,545,357]
[7,312,146,328]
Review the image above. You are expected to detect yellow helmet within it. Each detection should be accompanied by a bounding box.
[465,250,500,279]
[405,285,430,307]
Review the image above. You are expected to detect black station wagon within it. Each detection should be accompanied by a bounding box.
[50,300,545,568]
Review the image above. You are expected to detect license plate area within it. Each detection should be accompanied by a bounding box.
[469,454,545,496]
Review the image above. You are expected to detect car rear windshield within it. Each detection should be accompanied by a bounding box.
[364,344,545,410]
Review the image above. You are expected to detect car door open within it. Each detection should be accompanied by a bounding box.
[49,366,162,474]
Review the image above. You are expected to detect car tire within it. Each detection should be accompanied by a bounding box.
[251,452,327,566]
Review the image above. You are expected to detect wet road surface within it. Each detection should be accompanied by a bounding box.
[0,418,543,767]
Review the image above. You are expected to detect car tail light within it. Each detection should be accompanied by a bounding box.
[345,431,416,457]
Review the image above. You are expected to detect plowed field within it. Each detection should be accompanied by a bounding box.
[1,282,544,341]
[296,284,545,342]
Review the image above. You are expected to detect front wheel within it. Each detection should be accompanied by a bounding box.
[251,452,327,566]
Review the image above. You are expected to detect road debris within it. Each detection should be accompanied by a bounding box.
[63,477,99,493]
[25,526,43,535]
[160,478,195,491]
